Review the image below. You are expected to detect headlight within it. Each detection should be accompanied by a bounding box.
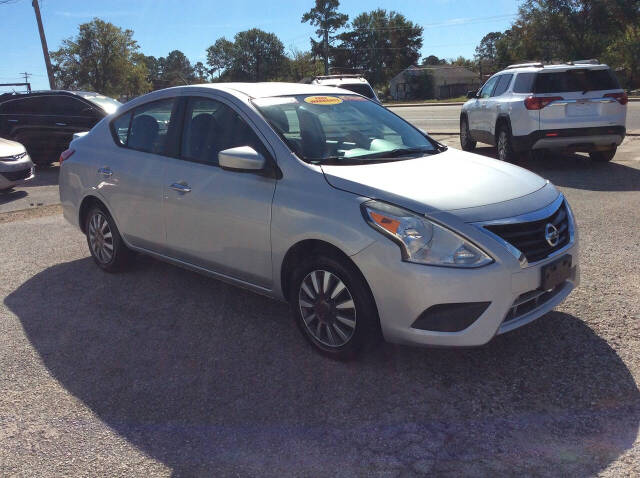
[361,200,493,268]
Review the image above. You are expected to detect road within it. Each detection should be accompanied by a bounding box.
[1,135,640,475]
[390,100,640,134]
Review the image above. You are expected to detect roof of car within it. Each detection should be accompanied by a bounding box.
[186,82,355,98]
[500,63,611,74]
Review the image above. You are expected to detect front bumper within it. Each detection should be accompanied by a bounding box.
[0,156,35,190]
[512,126,625,152]
[351,223,579,348]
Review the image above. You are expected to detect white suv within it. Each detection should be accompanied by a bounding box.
[306,75,380,103]
[460,61,628,162]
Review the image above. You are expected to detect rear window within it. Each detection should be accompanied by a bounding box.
[534,69,620,93]
[335,83,376,99]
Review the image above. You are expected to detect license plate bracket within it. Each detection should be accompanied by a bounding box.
[541,254,572,291]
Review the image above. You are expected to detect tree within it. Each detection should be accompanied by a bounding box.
[604,25,640,89]
[421,55,446,66]
[474,32,504,74]
[158,50,195,86]
[286,48,324,82]
[50,18,151,97]
[193,62,210,83]
[333,9,423,87]
[205,29,286,82]
[301,0,348,74]
[206,38,235,78]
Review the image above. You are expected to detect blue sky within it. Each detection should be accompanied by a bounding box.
[0,0,521,91]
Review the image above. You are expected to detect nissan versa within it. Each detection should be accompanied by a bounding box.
[59,83,579,359]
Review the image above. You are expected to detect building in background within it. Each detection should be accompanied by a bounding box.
[389,65,481,101]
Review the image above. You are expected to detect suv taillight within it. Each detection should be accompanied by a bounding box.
[604,92,628,105]
[524,96,564,110]
[59,149,75,164]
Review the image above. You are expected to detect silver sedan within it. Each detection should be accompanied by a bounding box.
[59,83,579,359]
[0,137,34,190]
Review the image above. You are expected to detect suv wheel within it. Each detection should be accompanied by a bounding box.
[460,116,476,151]
[290,255,380,360]
[589,148,616,162]
[496,126,516,162]
[85,205,134,272]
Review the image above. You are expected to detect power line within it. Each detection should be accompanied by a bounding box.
[19,72,32,83]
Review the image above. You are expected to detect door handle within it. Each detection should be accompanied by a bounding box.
[169,182,191,193]
[97,167,112,178]
[56,122,67,126]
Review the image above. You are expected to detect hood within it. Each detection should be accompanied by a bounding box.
[321,148,548,215]
[0,137,26,157]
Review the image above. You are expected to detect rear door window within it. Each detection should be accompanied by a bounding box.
[0,96,51,114]
[47,96,94,116]
[491,74,514,97]
[534,69,620,93]
[117,98,176,154]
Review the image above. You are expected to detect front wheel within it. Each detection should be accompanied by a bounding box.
[290,255,380,360]
[460,116,476,151]
[589,148,616,162]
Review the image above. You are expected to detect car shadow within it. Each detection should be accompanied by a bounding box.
[23,164,59,188]
[0,189,27,204]
[471,146,640,192]
[5,256,639,476]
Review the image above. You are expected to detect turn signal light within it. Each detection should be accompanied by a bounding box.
[524,96,564,110]
[59,148,75,164]
[604,92,628,105]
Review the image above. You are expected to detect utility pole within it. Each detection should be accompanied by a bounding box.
[323,28,329,75]
[31,0,56,90]
[20,72,32,84]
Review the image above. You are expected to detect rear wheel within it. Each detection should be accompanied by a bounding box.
[85,205,134,272]
[290,255,380,360]
[589,148,616,162]
[496,125,516,162]
[460,116,476,151]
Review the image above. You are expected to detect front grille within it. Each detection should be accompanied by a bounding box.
[2,168,31,181]
[503,284,565,324]
[485,201,570,263]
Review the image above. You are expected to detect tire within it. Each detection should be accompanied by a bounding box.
[496,125,516,162]
[460,116,476,151]
[85,205,134,272]
[289,255,380,360]
[589,148,616,162]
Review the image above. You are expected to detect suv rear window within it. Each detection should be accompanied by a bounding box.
[534,69,620,93]
[513,73,536,93]
[335,83,376,99]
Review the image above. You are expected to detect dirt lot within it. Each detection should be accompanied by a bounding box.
[1,138,639,476]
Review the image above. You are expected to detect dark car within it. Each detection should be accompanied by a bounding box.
[0,91,121,165]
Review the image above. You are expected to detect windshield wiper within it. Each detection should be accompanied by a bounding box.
[350,147,439,160]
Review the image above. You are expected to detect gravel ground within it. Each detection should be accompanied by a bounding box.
[1,142,639,476]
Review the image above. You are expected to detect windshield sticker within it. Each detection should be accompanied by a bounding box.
[340,95,367,102]
[304,96,343,105]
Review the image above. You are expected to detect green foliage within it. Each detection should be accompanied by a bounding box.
[50,18,151,97]
[332,9,423,87]
[421,55,446,66]
[604,25,640,88]
[407,72,435,100]
[286,48,324,82]
[206,29,286,82]
[301,0,349,73]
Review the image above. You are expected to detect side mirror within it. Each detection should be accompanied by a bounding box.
[466,91,478,99]
[218,146,266,172]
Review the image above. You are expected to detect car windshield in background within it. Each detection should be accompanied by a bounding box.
[335,83,376,99]
[77,93,122,114]
[252,94,437,164]
[534,69,620,93]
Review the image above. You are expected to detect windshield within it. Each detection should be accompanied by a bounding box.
[335,83,376,99]
[252,94,439,164]
[77,93,122,114]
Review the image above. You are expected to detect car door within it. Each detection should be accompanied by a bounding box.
[0,95,53,162]
[486,74,513,136]
[46,95,102,155]
[98,97,179,252]
[162,96,277,289]
[469,76,499,137]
